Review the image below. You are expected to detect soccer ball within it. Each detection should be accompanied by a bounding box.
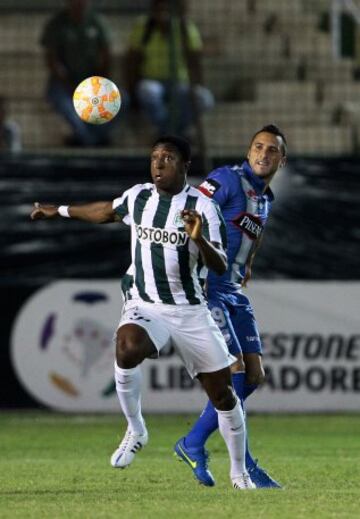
[72,76,121,125]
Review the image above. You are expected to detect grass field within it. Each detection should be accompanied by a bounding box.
[0,412,359,519]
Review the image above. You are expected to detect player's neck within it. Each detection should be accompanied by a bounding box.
[262,179,272,194]
[261,170,277,193]
[157,189,176,197]
[157,182,186,198]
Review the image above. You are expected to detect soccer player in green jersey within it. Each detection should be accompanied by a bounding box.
[31,136,255,490]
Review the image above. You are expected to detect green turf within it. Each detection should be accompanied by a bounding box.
[0,412,359,519]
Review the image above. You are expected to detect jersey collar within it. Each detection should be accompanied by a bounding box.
[241,160,274,201]
[155,183,191,200]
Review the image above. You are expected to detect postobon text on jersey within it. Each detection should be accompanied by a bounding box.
[135,224,188,246]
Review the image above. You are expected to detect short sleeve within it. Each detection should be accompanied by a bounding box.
[202,199,227,248]
[113,187,132,219]
[198,167,232,208]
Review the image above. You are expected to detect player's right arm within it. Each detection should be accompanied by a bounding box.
[30,201,120,224]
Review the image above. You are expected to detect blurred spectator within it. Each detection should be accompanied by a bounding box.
[124,0,214,138]
[0,96,22,153]
[318,10,356,59]
[40,0,114,147]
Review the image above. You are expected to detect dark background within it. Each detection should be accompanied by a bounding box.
[1,153,359,407]
[1,0,360,409]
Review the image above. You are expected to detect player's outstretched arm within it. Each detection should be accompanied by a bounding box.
[181,209,227,275]
[30,201,118,224]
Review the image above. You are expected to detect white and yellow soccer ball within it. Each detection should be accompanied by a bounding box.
[73,76,121,124]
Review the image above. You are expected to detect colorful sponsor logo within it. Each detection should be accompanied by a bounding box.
[232,212,263,240]
[198,178,221,198]
[246,189,258,201]
[10,281,124,411]
[135,224,188,246]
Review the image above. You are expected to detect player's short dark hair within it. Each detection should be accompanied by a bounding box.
[152,135,191,163]
[251,124,288,156]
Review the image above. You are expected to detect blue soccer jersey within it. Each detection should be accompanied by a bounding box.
[198,160,274,355]
[199,160,274,293]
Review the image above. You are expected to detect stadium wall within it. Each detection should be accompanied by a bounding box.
[4,279,360,413]
[1,154,359,412]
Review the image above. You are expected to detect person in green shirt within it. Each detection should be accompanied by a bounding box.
[41,0,114,147]
[124,0,214,137]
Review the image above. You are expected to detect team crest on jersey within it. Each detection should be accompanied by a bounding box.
[173,211,184,227]
[198,179,221,198]
[232,212,263,240]
[246,189,258,202]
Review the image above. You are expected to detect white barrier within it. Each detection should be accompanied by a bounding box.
[10,280,360,412]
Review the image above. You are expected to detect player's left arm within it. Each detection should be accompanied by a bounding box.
[241,232,264,288]
[181,209,227,275]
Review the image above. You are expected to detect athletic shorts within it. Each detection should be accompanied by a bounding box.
[207,292,262,356]
[118,300,236,378]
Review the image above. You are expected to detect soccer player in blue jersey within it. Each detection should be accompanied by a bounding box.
[174,124,287,488]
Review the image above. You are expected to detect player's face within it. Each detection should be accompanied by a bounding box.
[150,144,187,195]
[247,132,286,180]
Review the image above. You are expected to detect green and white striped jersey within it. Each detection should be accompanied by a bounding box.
[113,183,226,305]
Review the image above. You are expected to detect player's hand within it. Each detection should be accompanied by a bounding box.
[181,209,202,241]
[30,202,59,220]
[241,264,252,288]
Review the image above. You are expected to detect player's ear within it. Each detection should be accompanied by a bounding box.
[279,155,287,168]
[184,161,191,174]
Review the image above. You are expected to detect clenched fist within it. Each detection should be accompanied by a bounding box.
[30,202,59,220]
[180,209,202,241]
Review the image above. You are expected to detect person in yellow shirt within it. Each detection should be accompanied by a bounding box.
[124,0,214,137]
